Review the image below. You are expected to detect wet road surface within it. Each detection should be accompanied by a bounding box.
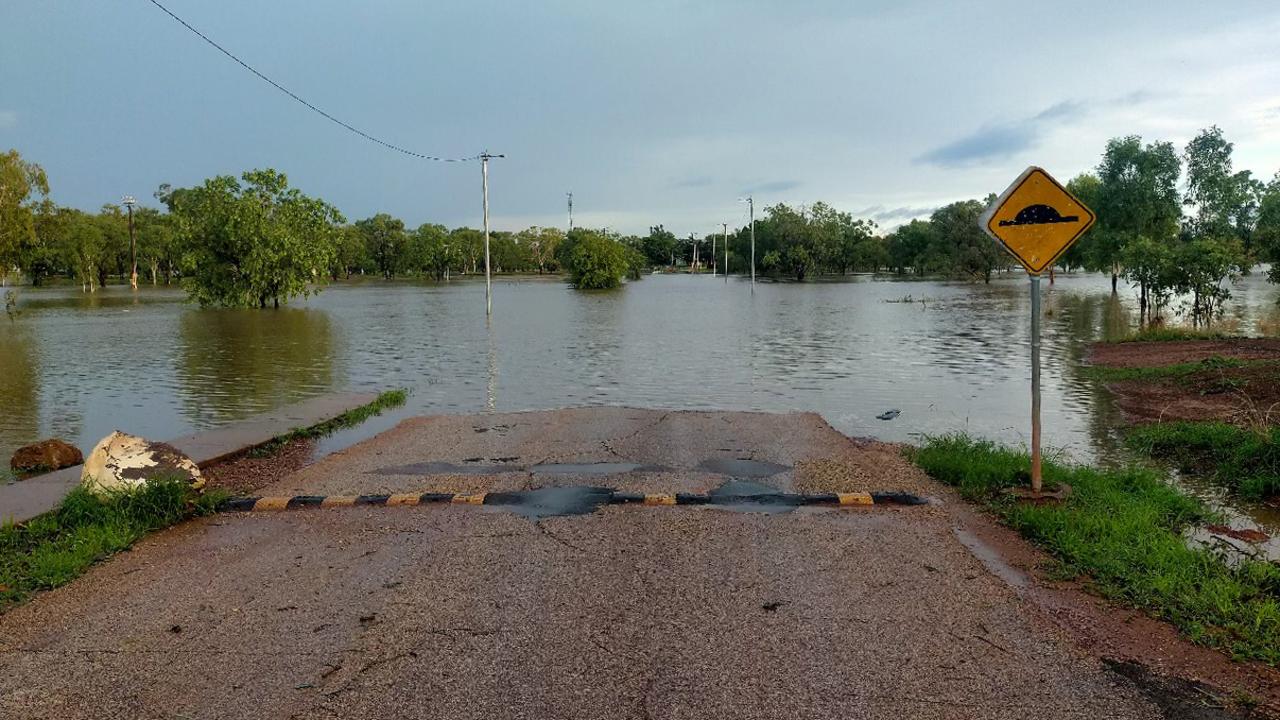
[0,408,1163,719]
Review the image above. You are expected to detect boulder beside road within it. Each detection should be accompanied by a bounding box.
[9,439,83,475]
[80,431,205,496]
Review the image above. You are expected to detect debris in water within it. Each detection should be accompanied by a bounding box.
[876,409,900,421]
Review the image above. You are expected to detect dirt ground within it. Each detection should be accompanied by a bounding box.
[1088,338,1280,369]
[2,408,1278,719]
[1089,340,1280,426]
[203,437,318,495]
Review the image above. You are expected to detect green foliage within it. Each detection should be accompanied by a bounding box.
[911,435,1280,664]
[0,477,228,612]
[1127,421,1280,499]
[0,149,49,280]
[1081,356,1248,382]
[559,229,632,289]
[1173,235,1247,323]
[171,169,344,308]
[1258,173,1280,286]
[517,226,564,274]
[1081,137,1182,283]
[357,213,408,279]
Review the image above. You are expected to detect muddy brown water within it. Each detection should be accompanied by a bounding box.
[3,271,1279,535]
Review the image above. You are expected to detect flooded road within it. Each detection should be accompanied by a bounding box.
[3,270,1278,522]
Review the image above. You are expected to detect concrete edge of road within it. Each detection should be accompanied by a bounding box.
[0,391,381,525]
[218,489,930,513]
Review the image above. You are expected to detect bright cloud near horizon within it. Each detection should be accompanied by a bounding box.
[3,1,1280,236]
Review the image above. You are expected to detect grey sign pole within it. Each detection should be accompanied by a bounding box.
[1030,274,1042,492]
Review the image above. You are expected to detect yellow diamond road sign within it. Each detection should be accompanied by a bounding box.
[980,166,1096,275]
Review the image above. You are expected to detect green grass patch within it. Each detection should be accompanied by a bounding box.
[1126,422,1280,499]
[0,477,228,612]
[1081,355,1249,382]
[250,389,408,457]
[1118,326,1237,342]
[910,434,1280,665]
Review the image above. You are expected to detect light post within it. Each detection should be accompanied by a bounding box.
[122,195,137,290]
[739,196,755,290]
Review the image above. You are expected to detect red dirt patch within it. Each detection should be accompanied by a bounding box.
[1103,362,1280,426]
[1088,338,1280,369]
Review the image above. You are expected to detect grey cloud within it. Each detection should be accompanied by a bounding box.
[740,180,801,194]
[857,205,938,222]
[916,100,1089,168]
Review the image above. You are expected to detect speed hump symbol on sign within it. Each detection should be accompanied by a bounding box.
[979,167,1096,275]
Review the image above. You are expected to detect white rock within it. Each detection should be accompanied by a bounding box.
[80,431,206,496]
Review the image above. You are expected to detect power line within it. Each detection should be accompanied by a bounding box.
[146,0,478,162]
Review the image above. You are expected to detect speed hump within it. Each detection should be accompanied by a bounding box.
[980,167,1095,275]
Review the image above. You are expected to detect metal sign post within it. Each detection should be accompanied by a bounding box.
[1029,274,1042,491]
[979,167,1094,494]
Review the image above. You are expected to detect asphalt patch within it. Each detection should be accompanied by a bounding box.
[697,458,790,478]
[483,486,617,519]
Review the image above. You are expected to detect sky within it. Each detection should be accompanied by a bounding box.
[3,0,1280,237]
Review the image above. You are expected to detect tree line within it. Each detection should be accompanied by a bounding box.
[4,126,1279,312]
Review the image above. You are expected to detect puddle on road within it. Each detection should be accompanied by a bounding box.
[697,458,790,477]
[483,486,617,519]
[374,461,667,477]
[706,480,803,514]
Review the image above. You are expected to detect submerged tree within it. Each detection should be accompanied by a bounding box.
[171,169,343,308]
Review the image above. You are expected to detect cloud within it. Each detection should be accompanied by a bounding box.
[857,205,937,223]
[916,100,1089,168]
[739,179,801,194]
[0,111,16,129]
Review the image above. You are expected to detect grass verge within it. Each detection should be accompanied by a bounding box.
[1118,326,1238,343]
[910,434,1280,665]
[0,477,228,612]
[1081,356,1250,382]
[249,389,408,457]
[1126,422,1280,500]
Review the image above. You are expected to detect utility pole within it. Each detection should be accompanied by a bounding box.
[480,152,504,317]
[122,196,137,290]
[711,231,716,277]
[566,192,574,234]
[739,196,755,290]
[690,233,698,272]
[722,222,728,283]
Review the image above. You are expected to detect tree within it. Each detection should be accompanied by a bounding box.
[0,149,50,283]
[356,213,408,279]
[407,223,451,279]
[1183,126,1256,243]
[559,229,631,289]
[1257,173,1280,286]
[931,199,1003,282]
[1120,235,1176,323]
[331,225,370,280]
[641,225,678,267]
[134,207,177,285]
[1091,136,1182,292]
[886,220,934,275]
[518,226,564,273]
[1172,236,1246,325]
[171,169,343,308]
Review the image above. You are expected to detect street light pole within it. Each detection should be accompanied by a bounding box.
[566,192,573,234]
[122,196,137,290]
[739,196,755,290]
[722,222,728,284]
[480,152,504,317]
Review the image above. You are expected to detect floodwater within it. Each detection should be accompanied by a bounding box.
[3,271,1279,528]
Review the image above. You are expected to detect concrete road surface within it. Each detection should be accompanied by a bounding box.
[0,409,1163,719]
